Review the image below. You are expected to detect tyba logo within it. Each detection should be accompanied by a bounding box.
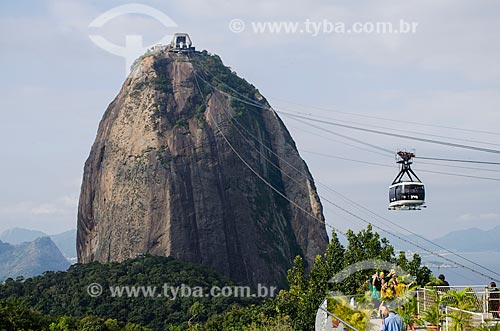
[88,4,177,75]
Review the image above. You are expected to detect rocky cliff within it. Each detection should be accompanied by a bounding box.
[77,49,329,287]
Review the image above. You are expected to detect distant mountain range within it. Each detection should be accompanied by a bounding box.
[50,230,77,260]
[432,225,500,252]
[0,228,47,244]
[0,237,70,281]
[0,227,76,259]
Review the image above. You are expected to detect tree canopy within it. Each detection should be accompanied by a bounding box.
[0,226,433,331]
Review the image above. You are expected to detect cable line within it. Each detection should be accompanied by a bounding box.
[289,117,395,155]
[193,72,395,156]
[191,68,500,162]
[415,169,500,181]
[193,63,500,138]
[415,156,500,166]
[300,150,395,168]
[191,63,500,281]
[279,112,500,155]
[312,178,500,280]
[291,119,500,173]
[191,62,347,239]
[276,109,500,147]
[302,150,500,181]
[269,97,500,136]
[288,123,500,174]
[287,123,393,158]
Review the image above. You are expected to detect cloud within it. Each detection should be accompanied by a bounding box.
[0,196,78,217]
[0,202,34,215]
[170,0,500,82]
[479,213,500,220]
[458,213,500,221]
[31,204,65,215]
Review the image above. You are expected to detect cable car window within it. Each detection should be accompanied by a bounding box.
[395,185,402,196]
[402,185,425,199]
[389,187,396,201]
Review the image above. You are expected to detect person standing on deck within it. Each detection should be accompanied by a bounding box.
[380,304,405,331]
[489,282,499,319]
[437,274,449,286]
[371,272,382,312]
[437,274,450,292]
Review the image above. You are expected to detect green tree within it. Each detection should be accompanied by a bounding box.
[0,256,256,330]
[50,316,78,331]
[397,251,432,286]
[124,323,150,331]
[442,288,477,331]
[78,316,107,331]
[341,225,396,295]
[275,231,347,331]
[0,298,49,331]
[104,319,120,331]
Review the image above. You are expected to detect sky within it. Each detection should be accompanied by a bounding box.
[1,0,499,249]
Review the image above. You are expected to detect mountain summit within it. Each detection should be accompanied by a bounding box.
[77,44,329,287]
[0,237,70,281]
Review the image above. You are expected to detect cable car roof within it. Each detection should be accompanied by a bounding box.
[389,181,425,188]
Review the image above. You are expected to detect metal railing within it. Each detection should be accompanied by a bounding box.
[417,286,500,331]
[444,306,485,331]
[417,286,499,314]
[318,306,360,331]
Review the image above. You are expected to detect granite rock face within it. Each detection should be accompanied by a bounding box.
[77,50,329,287]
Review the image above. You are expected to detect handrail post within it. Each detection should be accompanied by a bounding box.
[484,286,488,314]
[445,305,449,331]
[318,306,360,331]
[423,288,427,311]
[484,286,491,314]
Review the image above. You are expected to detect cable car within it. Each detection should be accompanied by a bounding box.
[389,151,426,210]
[170,33,195,52]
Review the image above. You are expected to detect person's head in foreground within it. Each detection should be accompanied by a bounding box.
[380,303,404,331]
[380,304,391,317]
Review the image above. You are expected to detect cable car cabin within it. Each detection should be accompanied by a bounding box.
[170,33,195,52]
[389,182,425,210]
[388,151,426,210]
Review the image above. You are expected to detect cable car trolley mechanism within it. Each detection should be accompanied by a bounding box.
[389,151,426,210]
